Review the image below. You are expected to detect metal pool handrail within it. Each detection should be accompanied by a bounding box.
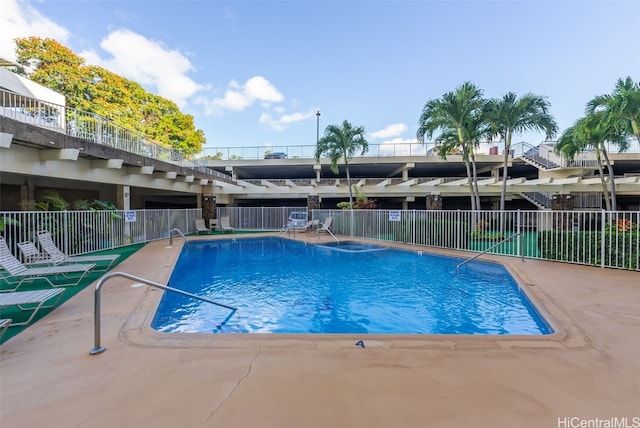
[89,271,237,355]
[455,232,524,270]
[169,228,186,246]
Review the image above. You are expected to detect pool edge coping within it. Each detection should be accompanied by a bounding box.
[118,234,592,351]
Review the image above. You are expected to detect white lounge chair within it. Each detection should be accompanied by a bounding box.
[219,216,235,233]
[36,231,119,272]
[281,219,319,235]
[0,289,65,327]
[17,240,53,264]
[194,219,210,235]
[0,237,95,291]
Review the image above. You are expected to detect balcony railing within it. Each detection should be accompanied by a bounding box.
[0,89,229,181]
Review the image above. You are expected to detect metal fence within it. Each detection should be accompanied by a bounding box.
[216,206,308,230]
[2,208,638,271]
[213,207,638,271]
[1,209,202,259]
[311,209,639,271]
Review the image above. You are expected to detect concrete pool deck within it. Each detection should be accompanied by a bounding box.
[1,233,638,428]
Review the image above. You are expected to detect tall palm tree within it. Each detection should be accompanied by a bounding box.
[417,81,485,210]
[555,112,628,211]
[315,120,369,208]
[485,92,558,210]
[587,76,640,144]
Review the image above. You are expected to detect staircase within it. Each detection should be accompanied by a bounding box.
[519,192,553,210]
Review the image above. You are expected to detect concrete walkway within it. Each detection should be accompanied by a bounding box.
[1,234,638,428]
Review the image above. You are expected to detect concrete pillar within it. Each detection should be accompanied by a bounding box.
[225,166,237,181]
[116,185,131,211]
[202,194,217,228]
[551,194,574,210]
[313,164,322,182]
[426,195,443,210]
[551,194,574,230]
[20,177,36,210]
[307,195,320,212]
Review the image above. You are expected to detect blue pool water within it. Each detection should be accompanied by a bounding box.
[151,237,553,335]
[315,241,388,253]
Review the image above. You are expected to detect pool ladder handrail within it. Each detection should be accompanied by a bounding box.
[169,228,186,246]
[325,228,339,243]
[89,271,237,355]
[315,220,339,243]
[455,232,524,270]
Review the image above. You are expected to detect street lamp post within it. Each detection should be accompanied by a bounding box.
[316,111,321,144]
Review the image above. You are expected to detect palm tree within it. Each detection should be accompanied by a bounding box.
[485,92,558,211]
[587,76,640,144]
[555,112,629,210]
[314,120,369,208]
[417,81,485,210]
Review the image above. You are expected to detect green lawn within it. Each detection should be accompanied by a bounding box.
[468,231,541,257]
[0,243,145,345]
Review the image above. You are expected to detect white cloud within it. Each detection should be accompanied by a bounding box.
[79,28,202,107]
[370,123,408,139]
[259,110,316,131]
[0,0,71,62]
[259,113,286,131]
[201,76,284,116]
[224,6,238,33]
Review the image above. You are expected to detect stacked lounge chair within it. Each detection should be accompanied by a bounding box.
[36,230,120,272]
[194,219,210,235]
[0,237,95,291]
[0,289,65,327]
[219,216,235,233]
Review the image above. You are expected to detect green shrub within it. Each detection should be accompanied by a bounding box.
[412,218,469,248]
[538,230,639,270]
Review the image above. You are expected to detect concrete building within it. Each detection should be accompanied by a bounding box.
[1,63,639,212]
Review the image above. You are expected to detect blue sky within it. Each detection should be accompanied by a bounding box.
[2,0,639,156]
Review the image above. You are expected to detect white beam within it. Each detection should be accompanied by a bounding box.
[476,178,497,186]
[0,132,13,148]
[394,178,417,187]
[91,159,123,169]
[39,148,79,161]
[127,166,154,175]
[388,162,415,179]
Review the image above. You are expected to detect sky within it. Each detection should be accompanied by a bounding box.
[2,0,639,156]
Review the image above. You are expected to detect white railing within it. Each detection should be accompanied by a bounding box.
[2,208,637,271]
[213,207,638,271]
[200,142,441,160]
[0,89,229,180]
[0,208,202,258]
[216,206,308,230]
[202,140,640,162]
[311,209,639,271]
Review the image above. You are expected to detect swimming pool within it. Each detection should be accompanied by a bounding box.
[315,241,388,253]
[151,237,553,335]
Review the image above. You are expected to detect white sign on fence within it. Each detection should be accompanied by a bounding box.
[125,211,137,223]
[389,210,401,222]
